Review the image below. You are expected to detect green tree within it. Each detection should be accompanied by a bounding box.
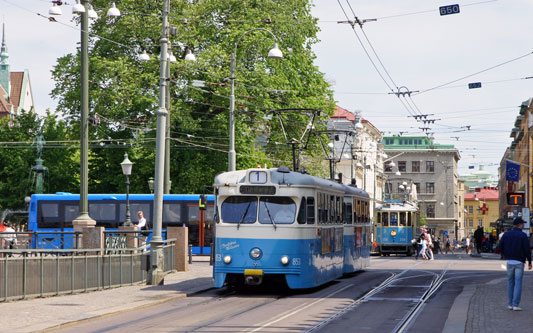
[51,0,334,193]
[0,111,78,210]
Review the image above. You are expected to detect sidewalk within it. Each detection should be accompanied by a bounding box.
[444,254,533,333]
[0,259,215,332]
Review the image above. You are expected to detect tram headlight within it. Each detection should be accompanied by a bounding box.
[250,247,262,260]
[391,230,397,237]
[281,256,290,265]
[223,255,232,264]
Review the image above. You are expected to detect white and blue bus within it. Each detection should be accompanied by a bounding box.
[213,167,371,289]
[27,193,215,253]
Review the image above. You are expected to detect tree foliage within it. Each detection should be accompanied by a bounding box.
[47,0,334,194]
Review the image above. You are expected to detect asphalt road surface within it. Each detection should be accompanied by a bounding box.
[54,253,505,333]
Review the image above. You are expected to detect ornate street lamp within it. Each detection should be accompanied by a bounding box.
[121,153,133,227]
[148,177,154,194]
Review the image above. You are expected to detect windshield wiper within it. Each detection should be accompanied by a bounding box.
[262,201,277,230]
[237,201,252,230]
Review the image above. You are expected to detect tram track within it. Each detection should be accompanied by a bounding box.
[302,261,423,332]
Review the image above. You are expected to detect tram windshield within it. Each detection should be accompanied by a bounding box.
[390,212,398,226]
[259,197,296,224]
[221,196,257,223]
[221,196,296,224]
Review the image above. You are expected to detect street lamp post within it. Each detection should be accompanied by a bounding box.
[228,28,283,171]
[121,153,133,227]
[72,0,96,230]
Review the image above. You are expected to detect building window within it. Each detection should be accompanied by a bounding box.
[468,206,473,214]
[385,139,393,145]
[385,182,392,193]
[408,139,412,145]
[413,183,420,192]
[427,204,435,218]
[412,161,420,172]
[385,161,392,172]
[398,161,406,172]
[469,219,473,227]
[478,219,483,227]
[426,161,434,172]
[426,182,435,194]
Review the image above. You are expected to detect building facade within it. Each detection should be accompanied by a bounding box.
[384,136,461,239]
[329,106,385,220]
[460,165,498,191]
[464,187,499,237]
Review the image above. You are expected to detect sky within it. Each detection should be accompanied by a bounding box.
[2,0,533,178]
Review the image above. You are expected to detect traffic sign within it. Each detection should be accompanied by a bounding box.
[507,192,525,206]
[439,4,460,16]
[468,82,482,89]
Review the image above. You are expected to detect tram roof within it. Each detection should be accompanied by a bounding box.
[376,202,418,211]
[214,168,351,193]
[342,184,370,198]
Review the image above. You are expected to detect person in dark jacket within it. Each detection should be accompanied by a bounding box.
[498,217,532,311]
[474,226,484,254]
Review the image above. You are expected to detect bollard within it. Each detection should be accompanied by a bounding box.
[188,244,192,264]
[209,242,214,266]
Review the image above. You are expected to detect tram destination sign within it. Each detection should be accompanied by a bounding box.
[240,185,276,195]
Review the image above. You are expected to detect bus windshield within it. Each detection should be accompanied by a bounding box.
[221,196,257,223]
[258,197,296,224]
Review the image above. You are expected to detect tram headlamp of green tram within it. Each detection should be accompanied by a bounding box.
[390,230,397,237]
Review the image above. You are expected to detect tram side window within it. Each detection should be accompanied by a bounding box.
[344,203,353,224]
[307,197,315,224]
[407,212,412,226]
[354,200,359,223]
[381,212,389,226]
[400,212,406,226]
[297,197,306,224]
[329,195,335,223]
[365,201,369,221]
[377,212,381,225]
[337,196,342,224]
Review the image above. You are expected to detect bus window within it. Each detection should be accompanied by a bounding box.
[344,203,353,224]
[162,202,181,226]
[64,203,79,226]
[390,212,398,226]
[89,203,117,227]
[400,212,406,226]
[381,212,389,226]
[307,197,315,224]
[120,202,152,225]
[407,212,412,226]
[297,197,306,224]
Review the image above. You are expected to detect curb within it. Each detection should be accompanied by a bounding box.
[442,284,476,333]
[40,284,214,332]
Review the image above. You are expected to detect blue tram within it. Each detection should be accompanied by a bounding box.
[213,167,371,289]
[27,193,215,253]
[374,201,420,256]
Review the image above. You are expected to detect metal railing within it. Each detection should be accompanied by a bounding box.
[0,239,175,302]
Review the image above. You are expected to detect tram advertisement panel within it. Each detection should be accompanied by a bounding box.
[335,228,343,252]
[321,228,331,254]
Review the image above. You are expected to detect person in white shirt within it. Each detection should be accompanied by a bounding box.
[136,211,148,250]
[2,223,17,249]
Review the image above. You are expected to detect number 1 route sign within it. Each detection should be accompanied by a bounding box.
[440,4,460,16]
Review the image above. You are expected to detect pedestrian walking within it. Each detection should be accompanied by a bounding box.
[136,211,149,250]
[474,226,483,254]
[499,228,507,259]
[425,230,434,260]
[415,228,428,260]
[445,237,451,254]
[498,217,532,311]
[435,237,444,254]
[465,235,471,254]
[453,238,458,253]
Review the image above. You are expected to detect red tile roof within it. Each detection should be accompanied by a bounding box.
[10,72,23,111]
[464,187,499,201]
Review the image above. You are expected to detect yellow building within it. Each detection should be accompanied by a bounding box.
[464,187,499,237]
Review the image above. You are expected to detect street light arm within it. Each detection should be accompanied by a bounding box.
[233,28,280,57]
